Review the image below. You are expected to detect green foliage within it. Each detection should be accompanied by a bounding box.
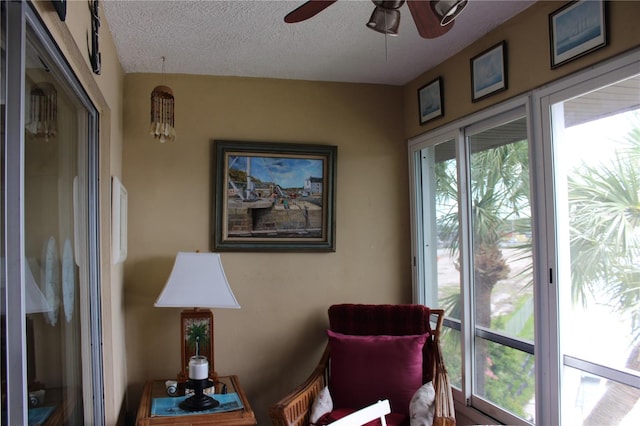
[440,328,462,388]
[185,320,209,354]
[439,309,536,418]
[484,334,535,419]
[468,138,531,248]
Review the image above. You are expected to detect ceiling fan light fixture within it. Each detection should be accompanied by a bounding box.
[432,0,468,26]
[366,7,401,35]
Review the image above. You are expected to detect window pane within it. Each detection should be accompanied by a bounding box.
[468,117,533,336]
[552,74,640,425]
[474,337,536,422]
[432,139,461,318]
[421,139,463,389]
[562,365,640,425]
[467,116,535,420]
[440,327,462,388]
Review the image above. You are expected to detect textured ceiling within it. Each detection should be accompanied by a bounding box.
[103,0,536,86]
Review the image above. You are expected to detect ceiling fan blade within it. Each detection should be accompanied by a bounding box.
[407,0,454,39]
[284,0,338,24]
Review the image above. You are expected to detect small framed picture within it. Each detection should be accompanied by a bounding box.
[418,77,444,125]
[471,41,507,102]
[549,0,607,68]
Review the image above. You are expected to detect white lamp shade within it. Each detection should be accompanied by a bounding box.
[155,252,240,309]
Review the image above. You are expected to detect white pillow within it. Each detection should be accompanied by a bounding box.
[310,386,333,424]
[409,381,435,426]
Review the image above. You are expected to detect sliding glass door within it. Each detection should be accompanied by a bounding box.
[467,114,535,422]
[22,29,87,425]
[419,137,463,389]
[2,2,103,424]
[412,104,535,424]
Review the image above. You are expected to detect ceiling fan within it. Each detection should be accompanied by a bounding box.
[284,0,469,39]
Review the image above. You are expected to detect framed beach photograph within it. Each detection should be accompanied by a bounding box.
[549,0,607,68]
[418,77,444,125]
[212,140,337,252]
[471,41,507,102]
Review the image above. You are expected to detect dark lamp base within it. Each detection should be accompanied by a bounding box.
[179,378,218,412]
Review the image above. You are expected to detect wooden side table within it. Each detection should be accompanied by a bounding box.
[136,375,256,425]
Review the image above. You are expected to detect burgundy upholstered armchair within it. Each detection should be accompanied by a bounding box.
[269,304,455,426]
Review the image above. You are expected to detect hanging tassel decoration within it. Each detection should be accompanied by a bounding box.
[149,85,175,143]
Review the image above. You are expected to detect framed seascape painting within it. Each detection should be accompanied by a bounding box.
[212,140,337,252]
[549,0,607,68]
[418,77,444,125]
[471,41,507,102]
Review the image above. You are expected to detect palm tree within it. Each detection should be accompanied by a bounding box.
[185,319,210,356]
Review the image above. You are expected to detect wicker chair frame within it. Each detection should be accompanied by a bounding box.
[268,306,455,426]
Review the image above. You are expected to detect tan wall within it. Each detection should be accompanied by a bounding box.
[122,74,407,423]
[404,0,640,138]
[31,1,126,424]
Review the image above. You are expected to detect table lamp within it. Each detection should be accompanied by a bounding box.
[1,260,52,398]
[154,252,240,411]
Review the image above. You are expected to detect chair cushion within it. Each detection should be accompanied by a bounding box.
[316,408,408,426]
[329,304,431,336]
[327,330,429,417]
[328,304,436,384]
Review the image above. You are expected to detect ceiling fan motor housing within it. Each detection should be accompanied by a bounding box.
[372,0,406,10]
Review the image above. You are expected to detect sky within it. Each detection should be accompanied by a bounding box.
[561,110,637,170]
[228,155,323,188]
